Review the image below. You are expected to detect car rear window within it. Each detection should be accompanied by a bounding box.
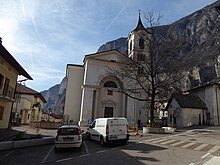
[58,128,78,135]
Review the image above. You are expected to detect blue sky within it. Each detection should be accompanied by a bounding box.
[0,0,217,91]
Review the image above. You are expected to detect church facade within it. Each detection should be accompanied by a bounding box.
[64,15,149,127]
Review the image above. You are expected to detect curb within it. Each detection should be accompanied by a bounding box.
[0,137,55,151]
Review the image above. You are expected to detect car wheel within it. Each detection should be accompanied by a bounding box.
[100,137,105,147]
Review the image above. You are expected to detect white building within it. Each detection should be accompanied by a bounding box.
[187,82,220,126]
[166,93,207,128]
[64,15,150,127]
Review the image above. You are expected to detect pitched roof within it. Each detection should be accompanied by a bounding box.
[16,84,47,103]
[84,49,124,58]
[0,44,32,80]
[83,49,127,63]
[132,14,147,32]
[167,93,207,109]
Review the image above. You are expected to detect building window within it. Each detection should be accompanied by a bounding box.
[104,81,118,88]
[137,53,145,61]
[107,89,113,95]
[130,41,132,52]
[3,77,10,96]
[0,106,4,120]
[170,114,172,123]
[139,38,144,49]
[0,74,4,89]
[138,67,144,75]
[207,113,211,120]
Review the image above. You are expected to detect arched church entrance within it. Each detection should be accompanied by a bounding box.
[98,76,124,118]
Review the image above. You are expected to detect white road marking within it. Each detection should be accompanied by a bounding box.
[0,150,14,161]
[56,157,72,162]
[201,153,210,159]
[111,147,121,150]
[160,139,176,145]
[208,145,220,153]
[79,154,91,157]
[41,145,54,163]
[170,141,186,147]
[194,144,209,151]
[96,150,106,154]
[151,138,168,144]
[144,137,162,142]
[181,142,195,149]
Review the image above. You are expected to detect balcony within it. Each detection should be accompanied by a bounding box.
[0,85,15,101]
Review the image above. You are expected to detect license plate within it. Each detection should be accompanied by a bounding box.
[63,137,74,141]
[110,135,117,139]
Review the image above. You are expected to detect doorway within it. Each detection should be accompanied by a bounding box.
[104,107,113,118]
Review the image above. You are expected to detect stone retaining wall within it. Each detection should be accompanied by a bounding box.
[30,121,61,129]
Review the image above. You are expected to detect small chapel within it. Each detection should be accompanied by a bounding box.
[64,14,150,127]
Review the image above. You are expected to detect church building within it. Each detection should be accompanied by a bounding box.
[64,15,150,127]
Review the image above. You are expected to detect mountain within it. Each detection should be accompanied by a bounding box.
[98,1,220,88]
[41,77,67,114]
[41,1,220,114]
[98,37,128,56]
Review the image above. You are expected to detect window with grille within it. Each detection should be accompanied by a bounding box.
[0,106,4,120]
[0,74,4,89]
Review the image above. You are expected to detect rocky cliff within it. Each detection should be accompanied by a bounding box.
[41,77,66,114]
[41,1,220,114]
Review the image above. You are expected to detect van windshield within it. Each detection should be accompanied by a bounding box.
[59,128,78,135]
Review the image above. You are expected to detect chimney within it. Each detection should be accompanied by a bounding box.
[0,37,2,44]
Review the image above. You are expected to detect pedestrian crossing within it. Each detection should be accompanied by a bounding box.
[143,137,220,155]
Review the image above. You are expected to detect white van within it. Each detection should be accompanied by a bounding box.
[88,117,129,146]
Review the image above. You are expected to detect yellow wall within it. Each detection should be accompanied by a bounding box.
[0,100,13,128]
[12,93,45,124]
[0,55,19,129]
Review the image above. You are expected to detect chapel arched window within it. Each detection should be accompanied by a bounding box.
[104,81,118,88]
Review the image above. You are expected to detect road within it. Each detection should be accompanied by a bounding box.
[1,128,220,165]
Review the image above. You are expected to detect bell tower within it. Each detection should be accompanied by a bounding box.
[128,12,149,61]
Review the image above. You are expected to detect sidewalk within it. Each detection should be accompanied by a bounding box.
[0,125,56,151]
[0,125,56,142]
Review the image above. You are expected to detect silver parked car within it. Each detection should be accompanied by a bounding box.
[55,125,82,152]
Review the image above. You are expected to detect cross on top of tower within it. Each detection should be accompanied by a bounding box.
[138,9,141,17]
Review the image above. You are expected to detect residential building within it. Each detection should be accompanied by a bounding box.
[186,82,220,126]
[12,84,47,125]
[41,111,62,123]
[166,93,207,128]
[0,41,32,129]
[64,15,149,127]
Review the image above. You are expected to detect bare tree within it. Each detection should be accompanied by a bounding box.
[108,12,187,127]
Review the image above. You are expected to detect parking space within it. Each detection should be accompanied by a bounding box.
[0,138,136,165]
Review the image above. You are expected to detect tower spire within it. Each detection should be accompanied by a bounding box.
[132,10,145,32]
[138,9,141,17]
